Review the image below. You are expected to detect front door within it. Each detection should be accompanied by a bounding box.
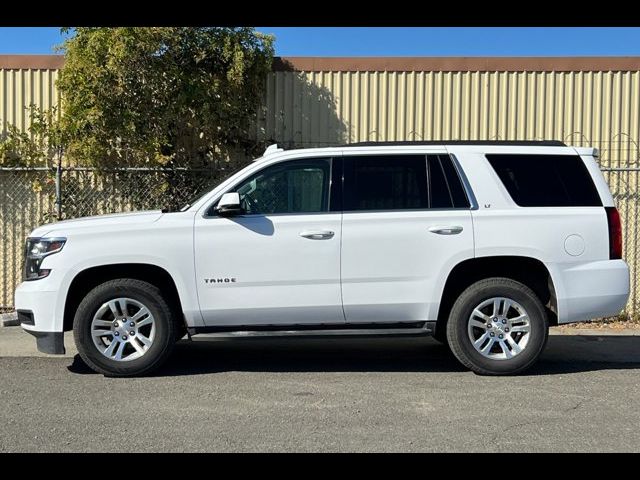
[340,153,474,323]
[194,157,344,326]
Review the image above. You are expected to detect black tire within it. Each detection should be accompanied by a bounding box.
[446,277,549,376]
[73,278,177,377]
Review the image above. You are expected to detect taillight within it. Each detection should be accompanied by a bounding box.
[605,207,623,260]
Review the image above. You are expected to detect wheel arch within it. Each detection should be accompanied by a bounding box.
[63,263,185,332]
[435,256,558,338]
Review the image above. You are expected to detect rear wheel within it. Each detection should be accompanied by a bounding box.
[73,278,177,377]
[446,277,548,375]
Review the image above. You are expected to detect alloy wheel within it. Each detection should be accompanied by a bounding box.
[90,297,156,362]
[467,297,531,360]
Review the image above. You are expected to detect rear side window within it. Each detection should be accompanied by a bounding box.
[438,155,470,208]
[343,155,429,211]
[342,154,471,211]
[427,155,452,208]
[429,155,470,209]
[486,154,602,207]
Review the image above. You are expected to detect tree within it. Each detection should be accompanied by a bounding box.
[0,106,65,167]
[57,27,274,168]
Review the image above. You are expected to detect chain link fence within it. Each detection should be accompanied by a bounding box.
[0,165,231,312]
[2,152,640,317]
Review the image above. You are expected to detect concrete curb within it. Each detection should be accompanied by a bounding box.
[551,327,640,336]
[1,312,19,327]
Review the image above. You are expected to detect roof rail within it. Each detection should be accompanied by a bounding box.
[343,140,567,147]
[263,144,284,156]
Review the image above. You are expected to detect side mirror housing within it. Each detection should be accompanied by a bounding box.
[215,192,243,217]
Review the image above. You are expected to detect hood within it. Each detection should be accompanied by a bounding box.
[30,210,164,237]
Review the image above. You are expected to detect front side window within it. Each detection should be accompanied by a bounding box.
[229,158,331,215]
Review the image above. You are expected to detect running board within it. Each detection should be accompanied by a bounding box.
[188,321,435,340]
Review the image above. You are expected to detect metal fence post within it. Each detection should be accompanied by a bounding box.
[55,164,62,219]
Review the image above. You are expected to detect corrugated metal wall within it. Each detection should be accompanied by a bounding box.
[3,67,640,163]
[0,68,59,135]
[262,70,640,165]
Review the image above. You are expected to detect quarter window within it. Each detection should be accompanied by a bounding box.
[231,158,331,215]
[486,154,602,207]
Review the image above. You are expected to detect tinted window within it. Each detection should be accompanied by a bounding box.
[233,159,331,215]
[343,155,428,211]
[486,154,601,207]
[438,154,470,208]
[428,155,453,208]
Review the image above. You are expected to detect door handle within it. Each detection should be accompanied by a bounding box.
[428,225,464,235]
[299,230,335,240]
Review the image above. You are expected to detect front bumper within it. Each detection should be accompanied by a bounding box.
[15,282,66,355]
[23,329,66,354]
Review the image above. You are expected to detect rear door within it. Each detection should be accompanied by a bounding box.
[340,152,475,323]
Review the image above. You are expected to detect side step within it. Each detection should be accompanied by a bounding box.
[188,321,436,340]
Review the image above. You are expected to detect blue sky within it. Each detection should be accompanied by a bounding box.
[1,27,640,56]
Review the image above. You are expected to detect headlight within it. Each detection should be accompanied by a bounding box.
[23,237,66,281]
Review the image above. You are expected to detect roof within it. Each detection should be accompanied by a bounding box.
[261,141,581,160]
[0,55,65,69]
[343,140,567,147]
[271,57,640,72]
[2,55,640,73]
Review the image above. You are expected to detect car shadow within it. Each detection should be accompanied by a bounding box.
[67,333,640,377]
[230,215,275,236]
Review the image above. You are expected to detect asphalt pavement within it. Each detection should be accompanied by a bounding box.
[1,327,639,452]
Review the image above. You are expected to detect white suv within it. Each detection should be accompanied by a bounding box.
[15,141,630,376]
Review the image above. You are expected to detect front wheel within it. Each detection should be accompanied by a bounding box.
[73,279,177,377]
[446,277,549,375]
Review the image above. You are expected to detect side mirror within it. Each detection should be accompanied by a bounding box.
[215,192,243,217]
